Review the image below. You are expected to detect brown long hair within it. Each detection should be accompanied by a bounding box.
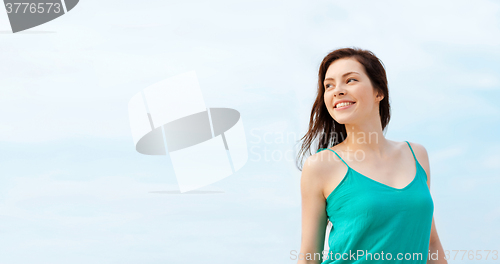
[295,47,391,170]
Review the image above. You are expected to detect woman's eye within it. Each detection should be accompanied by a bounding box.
[325,84,333,89]
[347,78,357,83]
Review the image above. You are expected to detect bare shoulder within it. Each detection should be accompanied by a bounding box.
[404,141,430,169]
[300,152,328,199]
[301,151,332,184]
[405,141,431,187]
[301,149,347,200]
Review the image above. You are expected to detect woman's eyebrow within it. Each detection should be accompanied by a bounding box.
[324,71,359,82]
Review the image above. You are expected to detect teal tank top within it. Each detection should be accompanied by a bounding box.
[316,141,434,263]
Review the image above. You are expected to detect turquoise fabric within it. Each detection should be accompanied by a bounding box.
[316,141,434,263]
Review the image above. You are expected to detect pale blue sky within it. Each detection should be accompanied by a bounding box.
[0,0,499,263]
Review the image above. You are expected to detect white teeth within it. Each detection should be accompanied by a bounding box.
[336,102,354,108]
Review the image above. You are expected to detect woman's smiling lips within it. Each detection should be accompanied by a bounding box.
[334,102,356,110]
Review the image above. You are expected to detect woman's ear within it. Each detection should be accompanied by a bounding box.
[376,91,384,102]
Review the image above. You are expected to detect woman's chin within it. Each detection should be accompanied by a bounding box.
[334,117,358,126]
[334,116,350,124]
[334,119,348,125]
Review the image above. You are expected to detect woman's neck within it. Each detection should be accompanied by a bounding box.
[338,120,389,158]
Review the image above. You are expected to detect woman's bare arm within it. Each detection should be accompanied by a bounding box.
[412,142,448,264]
[297,155,329,264]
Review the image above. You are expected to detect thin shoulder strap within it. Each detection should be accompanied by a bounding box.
[405,141,417,162]
[316,148,326,154]
[324,148,349,167]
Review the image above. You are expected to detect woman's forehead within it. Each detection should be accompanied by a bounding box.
[326,58,365,78]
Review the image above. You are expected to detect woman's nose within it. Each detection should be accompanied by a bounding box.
[334,89,346,97]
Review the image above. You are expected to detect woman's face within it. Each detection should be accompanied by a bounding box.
[323,57,383,125]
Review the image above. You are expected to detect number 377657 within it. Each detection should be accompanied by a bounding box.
[5,3,62,14]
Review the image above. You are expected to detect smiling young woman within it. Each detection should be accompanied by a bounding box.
[295,47,447,264]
